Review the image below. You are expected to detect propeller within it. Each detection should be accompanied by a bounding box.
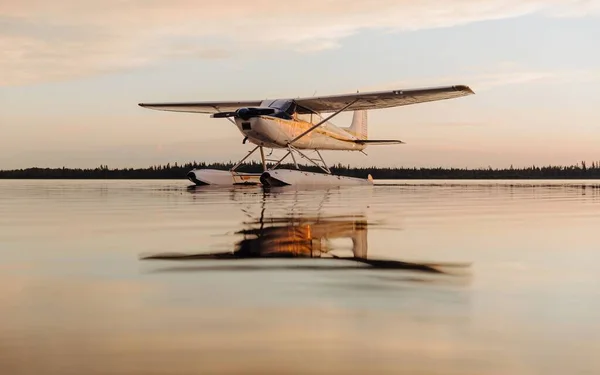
[212,107,276,120]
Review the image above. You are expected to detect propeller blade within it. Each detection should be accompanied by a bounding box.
[211,112,237,118]
[254,108,276,116]
[237,107,276,120]
[212,107,276,120]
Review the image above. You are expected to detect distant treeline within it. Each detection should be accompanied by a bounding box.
[2,161,600,179]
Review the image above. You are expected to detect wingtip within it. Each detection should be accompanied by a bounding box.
[455,85,475,94]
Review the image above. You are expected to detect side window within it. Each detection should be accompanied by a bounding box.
[285,101,297,116]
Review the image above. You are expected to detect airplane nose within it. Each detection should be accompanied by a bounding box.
[237,107,251,120]
[187,171,197,182]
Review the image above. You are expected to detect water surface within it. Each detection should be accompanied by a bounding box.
[1,179,599,374]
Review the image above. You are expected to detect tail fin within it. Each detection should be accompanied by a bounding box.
[348,110,367,140]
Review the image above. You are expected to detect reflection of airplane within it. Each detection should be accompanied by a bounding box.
[142,190,470,274]
[232,215,369,260]
[139,85,474,186]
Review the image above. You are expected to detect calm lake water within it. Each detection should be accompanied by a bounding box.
[1,179,599,374]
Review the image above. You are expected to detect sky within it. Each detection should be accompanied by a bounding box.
[1,0,600,169]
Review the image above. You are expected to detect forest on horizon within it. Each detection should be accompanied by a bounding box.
[2,161,600,179]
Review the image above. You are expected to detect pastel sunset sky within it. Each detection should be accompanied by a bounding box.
[1,1,599,169]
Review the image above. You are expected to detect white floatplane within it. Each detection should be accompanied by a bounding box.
[139,85,474,186]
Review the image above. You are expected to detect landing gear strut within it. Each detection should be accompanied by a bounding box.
[229,144,331,175]
[230,145,331,175]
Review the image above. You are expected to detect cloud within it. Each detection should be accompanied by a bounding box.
[1,0,599,86]
[361,65,600,92]
[474,69,600,90]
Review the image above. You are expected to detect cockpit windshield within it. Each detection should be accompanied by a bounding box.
[266,99,297,119]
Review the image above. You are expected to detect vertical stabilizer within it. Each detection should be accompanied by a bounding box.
[348,110,367,140]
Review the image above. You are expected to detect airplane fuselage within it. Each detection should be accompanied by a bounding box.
[233,116,365,151]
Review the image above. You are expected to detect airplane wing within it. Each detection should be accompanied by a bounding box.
[138,85,473,114]
[138,100,263,114]
[295,85,474,113]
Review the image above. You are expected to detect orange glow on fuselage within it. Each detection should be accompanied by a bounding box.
[234,116,365,151]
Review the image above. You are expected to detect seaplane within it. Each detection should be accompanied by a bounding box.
[139,84,474,186]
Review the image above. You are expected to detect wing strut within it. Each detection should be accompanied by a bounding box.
[289,99,359,145]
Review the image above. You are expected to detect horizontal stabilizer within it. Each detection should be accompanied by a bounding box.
[353,140,405,145]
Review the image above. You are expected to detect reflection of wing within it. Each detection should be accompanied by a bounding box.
[138,85,473,114]
[138,100,263,114]
[295,85,474,113]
